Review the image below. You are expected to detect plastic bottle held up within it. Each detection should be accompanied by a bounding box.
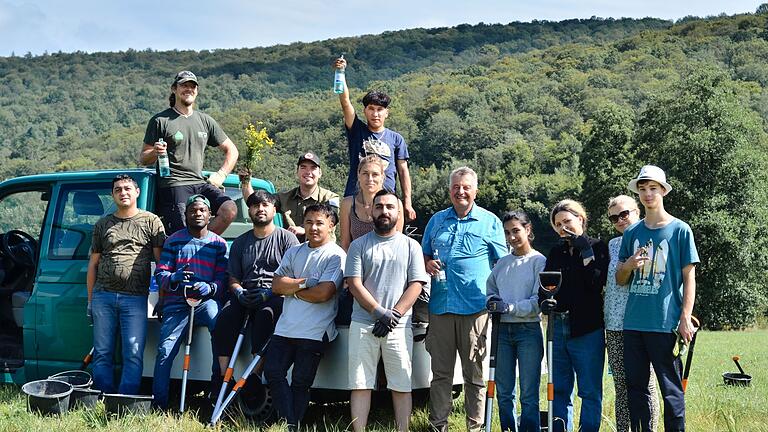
[157,138,170,177]
[434,249,447,283]
[333,54,345,94]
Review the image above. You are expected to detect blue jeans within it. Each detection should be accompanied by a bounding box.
[91,290,148,395]
[152,300,219,408]
[496,322,543,432]
[264,335,327,427]
[551,314,605,432]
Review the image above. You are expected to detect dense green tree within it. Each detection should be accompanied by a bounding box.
[634,67,768,329]
[579,102,638,239]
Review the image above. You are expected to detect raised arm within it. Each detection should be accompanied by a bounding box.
[334,57,355,129]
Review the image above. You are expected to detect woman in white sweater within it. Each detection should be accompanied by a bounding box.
[486,210,546,432]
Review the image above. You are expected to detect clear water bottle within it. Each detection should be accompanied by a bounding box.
[333,54,345,94]
[157,138,170,177]
[434,249,447,283]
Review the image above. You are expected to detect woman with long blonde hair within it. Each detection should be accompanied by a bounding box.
[340,156,404,251]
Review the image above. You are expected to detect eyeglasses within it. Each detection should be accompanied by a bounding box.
[608,209,632,224]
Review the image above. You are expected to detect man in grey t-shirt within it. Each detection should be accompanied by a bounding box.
[345,189,428,432]
[264,203,346,431]
[212,190,298,388]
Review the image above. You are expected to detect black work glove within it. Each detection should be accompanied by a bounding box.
[539,298,557,314]
[372,320,390,337]
[248,288,272,306]
[567,231,594,261]
[372,307,402,337]
[486,295,511,314]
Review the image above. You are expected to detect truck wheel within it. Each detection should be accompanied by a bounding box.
[237,378,275,423]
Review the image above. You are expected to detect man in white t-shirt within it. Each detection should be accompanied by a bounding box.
[345,189,428,432]
[263,203,346,431]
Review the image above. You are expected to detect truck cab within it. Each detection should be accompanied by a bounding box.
[0,168,273,383]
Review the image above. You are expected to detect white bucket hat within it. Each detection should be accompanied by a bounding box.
[628,165,672,194]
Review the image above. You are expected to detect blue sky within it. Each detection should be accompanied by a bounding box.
[0,0,761,56]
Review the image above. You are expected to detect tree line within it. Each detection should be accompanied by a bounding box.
[2,9,768,328]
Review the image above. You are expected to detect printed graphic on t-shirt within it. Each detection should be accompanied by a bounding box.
[361,136,391,169]
[197,131,208,140]
[629,238,668,295]
[173,130,184,144]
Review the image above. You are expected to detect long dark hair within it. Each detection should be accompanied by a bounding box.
[502,210,534,241]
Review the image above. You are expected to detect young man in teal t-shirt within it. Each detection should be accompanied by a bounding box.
[617,165,699,432]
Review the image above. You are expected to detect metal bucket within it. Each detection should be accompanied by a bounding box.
[103,393,153,416]
[48,370,93,389]
[723,372,752,387]
[21,379,73,415]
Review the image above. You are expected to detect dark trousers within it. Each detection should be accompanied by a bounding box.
[263,335,327,426]
[624,330,685,432]
[213,296,283,356]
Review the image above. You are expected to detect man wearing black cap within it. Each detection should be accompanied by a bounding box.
[140,70,239,236]
[242,152,339,242]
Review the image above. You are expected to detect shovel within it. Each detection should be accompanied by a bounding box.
[681,315,700,393]
[79,347,94,370]
[483,312,501,432]
[538,271,562,432]
[179,284,201,413]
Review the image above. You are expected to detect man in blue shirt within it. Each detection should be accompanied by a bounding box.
[421,166,508,431]
[617,165,699,432]
[334,56,416,221]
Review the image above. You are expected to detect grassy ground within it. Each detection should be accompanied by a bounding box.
[0,329,765,431]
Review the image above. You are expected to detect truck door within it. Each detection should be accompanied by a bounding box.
[31,181,113,378]
[0,186,49,383]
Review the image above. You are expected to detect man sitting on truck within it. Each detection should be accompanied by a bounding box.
[212,190,299,393]
[87,174,166,395]
[263,204,346,431]
[139,70,239,236]
[152,194,228,409]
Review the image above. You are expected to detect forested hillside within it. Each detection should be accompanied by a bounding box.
[2,10,768,328]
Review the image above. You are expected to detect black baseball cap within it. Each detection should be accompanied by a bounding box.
[297,152,321,167]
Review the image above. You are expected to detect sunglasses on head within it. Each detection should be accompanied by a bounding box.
[608,209,632,224]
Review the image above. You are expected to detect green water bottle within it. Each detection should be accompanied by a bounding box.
[157,138,170,177]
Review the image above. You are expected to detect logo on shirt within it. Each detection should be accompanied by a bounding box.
[360,136,391,170]
[198,131,208,140]
[629,238,668,296]
[173,130,184,144]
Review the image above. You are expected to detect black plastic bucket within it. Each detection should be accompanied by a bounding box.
[723,372,752,387]
[70,387,101,409]
[21,379,73,415]
[103,393,153,416]
[48,370,93,389]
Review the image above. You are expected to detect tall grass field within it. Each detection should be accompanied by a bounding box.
[0,329,764,431]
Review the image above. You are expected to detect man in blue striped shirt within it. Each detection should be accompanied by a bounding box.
[152,194,228,409]
[421,166,508,431]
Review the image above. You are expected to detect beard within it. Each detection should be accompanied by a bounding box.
[251,215,272,227]
[374,215,396,233]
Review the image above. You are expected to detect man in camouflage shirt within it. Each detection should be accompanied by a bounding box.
[87,174,166,394]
